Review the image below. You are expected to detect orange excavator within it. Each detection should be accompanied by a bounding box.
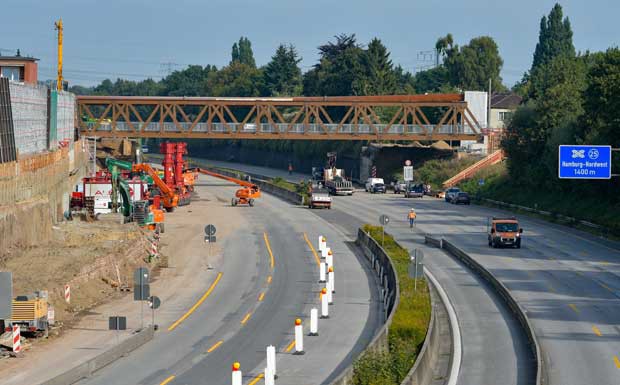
[196,168,261,207]
[132,163,180,211]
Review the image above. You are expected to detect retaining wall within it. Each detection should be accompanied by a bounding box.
[9,82,48,155]
[39,326,155,385]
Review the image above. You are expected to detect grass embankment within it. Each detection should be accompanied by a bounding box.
[407,157,480,191]
[352,225,431,385]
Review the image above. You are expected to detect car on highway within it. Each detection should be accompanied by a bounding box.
[488,217,523,248]
[444,187,460,202]
[405,183,424,198]
[370,183,386,193]
[451,192,471,205]
[365,177,385,192]
[393,180,407,194]
[309,187,332,209]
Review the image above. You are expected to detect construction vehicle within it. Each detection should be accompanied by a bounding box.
[3,292,49,336]
[196,168,261,206]
[312,152,354,196]
[160,142,192,206]
[488,217,523,248]
[309,187,332,209]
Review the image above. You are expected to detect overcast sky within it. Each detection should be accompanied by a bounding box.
[2,0,618,88]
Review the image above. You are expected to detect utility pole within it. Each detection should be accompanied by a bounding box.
[54,19,63,91]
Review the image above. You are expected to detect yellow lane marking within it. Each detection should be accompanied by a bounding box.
[267,275,272,284]
[160,375,175,385]
[600,283,614,292]
[568,304,580,314]
[303,233,321,266]
[264,233,275,270]
[614,356,620,369]
[285,339,296,352]
[592,326,602,337]
[168,272,223,331]
[207,340,223,353]
[248,373,265,385]
[548,285,557,293]
[258,292,265,301]
[241,312,252,325]
[600,261,610,266]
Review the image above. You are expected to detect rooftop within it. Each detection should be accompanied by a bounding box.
[491,92,522,109]
[0,55,39,62]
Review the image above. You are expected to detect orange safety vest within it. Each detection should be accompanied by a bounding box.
[408,212,416,219]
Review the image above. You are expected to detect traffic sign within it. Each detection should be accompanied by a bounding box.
[148,296,161,310]
[403,166,413,182]
[0,272,12,319]
[204,224,217,236]
[558,145,612,179]
[379,214,390,226]
[109,316,127,331]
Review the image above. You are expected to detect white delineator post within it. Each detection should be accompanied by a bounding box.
[12,325,21,353]
[319,262,326,283]
[310,308,318,336]
[265,366,275,385]
[64,284,70,304]
[231,362,242,385]
[320,288,329,318]
[266,345,277,379]
[328,266,335,293]
[327,281,333,305]
[321,237,327,252]
[318,236,325,252]
[326,249,333,268]
[294,319,304,354]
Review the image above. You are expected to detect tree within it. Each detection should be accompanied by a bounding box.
[207,62,263,97]
[231,43,240,64]
[531,3,575,72]
[161,65,215,96]
[414,66,450,93]
[264,44,302,96]
[230,37,256,67]
[356,38,397,95]
[444,36,505,91]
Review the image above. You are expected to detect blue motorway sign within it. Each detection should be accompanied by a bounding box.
[558,145,612,179]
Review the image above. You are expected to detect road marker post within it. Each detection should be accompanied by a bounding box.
[231,362,242,385]
[327,279,333,305]
[12,325,21,354]
[265,366,275,385]
[326,249,333,269]
[64,284,70,304]
[266,345,277,379]
[328,266,335,293]
[310,308,318,336]
[318,236,325,252]
[320,288,329,318]
[319,262,326,283]
[294,319,304,355]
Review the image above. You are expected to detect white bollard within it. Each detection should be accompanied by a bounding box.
[265,366,275,385]
[328,266,335,293]
[12,325,21,353]
[319,262,326,283]
[318,236,325,252]
[321,246,328,259]
[321,236,327,252]
[326,249,333,268]
[327,281,333,305]
[294,319,304,354]
[310,308,318,336]
[266,345,277,378]
[320,288,329,318]
[231,362,242,385]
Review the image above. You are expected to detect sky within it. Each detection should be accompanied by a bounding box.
[2,0,618,88]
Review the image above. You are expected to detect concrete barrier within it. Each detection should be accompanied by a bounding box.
[39,326,155,385]
[425,235,546,385]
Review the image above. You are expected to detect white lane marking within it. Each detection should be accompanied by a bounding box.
[426,268,461,385]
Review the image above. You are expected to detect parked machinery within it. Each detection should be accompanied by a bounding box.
[196,168,261,206]
[160,142,192,206]
[3,292,50,336]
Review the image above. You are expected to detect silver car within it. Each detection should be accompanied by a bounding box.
[393,180,407,194]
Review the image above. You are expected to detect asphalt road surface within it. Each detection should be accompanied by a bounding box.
[201,160,620,385]
[77,176,382,385]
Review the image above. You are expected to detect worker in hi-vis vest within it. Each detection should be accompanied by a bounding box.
[408,208,417,228]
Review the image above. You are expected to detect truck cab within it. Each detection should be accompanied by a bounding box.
[488,217,523,248]
[309,187,332,209]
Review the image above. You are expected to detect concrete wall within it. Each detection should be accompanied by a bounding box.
[9,81,48,155]
[56,90,75,142]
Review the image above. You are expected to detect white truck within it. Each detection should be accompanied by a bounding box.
[324,168,354,196]
[309,188,332,209]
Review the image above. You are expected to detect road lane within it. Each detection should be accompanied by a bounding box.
[77,175,381,385]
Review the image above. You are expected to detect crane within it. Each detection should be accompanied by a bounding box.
[54,19,63,91]
[196,168,261,206]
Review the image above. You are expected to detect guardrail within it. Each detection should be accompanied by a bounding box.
[424,235,546,385]
[40,326,155,385]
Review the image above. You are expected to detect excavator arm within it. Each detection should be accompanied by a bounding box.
[132,163,179,210]
[195,168,261,206]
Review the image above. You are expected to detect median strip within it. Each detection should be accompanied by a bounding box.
[168,272,223,331]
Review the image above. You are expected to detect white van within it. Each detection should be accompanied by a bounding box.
[365,178,385,192]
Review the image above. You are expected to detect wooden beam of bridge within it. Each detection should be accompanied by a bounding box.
[77,94,483,141]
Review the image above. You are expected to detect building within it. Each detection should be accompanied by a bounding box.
[489,92,522,129]
[0,51,39,84]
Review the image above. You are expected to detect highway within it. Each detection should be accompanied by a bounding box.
[201,160,620,385]
[76,176,382,385]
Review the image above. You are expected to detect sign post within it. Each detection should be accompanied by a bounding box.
[404,160,413,182]
[204,224,217,262]
[558,145,612,179]
[133,267,150,329]
[148,296,161,330]
[379,215,389,246]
